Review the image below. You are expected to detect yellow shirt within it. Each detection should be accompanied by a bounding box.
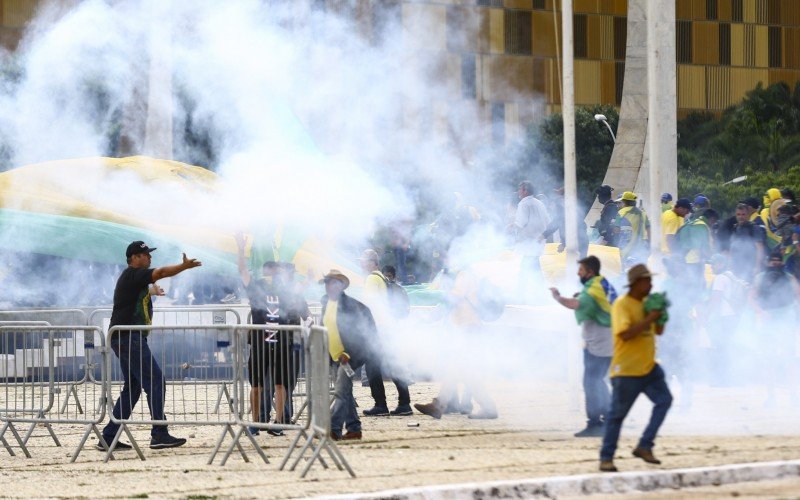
[660,209,684,253]
[323,299,346,361]
[364,272,389,326]
[610,294,656,377]
[449,271,481,327]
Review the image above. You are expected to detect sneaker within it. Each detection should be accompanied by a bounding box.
[266,428,284,437]
[574,425,605,438]
[247,426,260,436]
[363,406,390,417]
[390,404,413,416]
[149,434,187,449]
[95,440,132,451]
[632,447,661,464]
[342,430,362,440]
[414,401,442,420]
[599,460,618,472]
[220,293,239,304]
[467,409,498,420]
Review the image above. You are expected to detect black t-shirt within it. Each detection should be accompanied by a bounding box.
[109,267,155,329]
[245,279,310,339]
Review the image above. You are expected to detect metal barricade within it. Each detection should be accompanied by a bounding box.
[212,324,307,465]
[102,324,262,465]
[279,325,354,478]
[0,325,106,462]
[88,306,241,412]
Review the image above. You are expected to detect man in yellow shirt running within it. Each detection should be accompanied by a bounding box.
[599,264,672,472]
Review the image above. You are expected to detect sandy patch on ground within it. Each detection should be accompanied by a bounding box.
[2,381,800,499]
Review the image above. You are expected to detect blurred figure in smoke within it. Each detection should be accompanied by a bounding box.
[717,197,760,254]
[688,195,710,222]
[320,269,377,441]
[358,249,412,417]
[660,198,691,255]
[235,233,309,436]
[599,264,672,472]
[414,268,498,420]
[101,241,201,452]
[542,187,589,257]
[508,180,550,297]
[704,254,745,385]
[749,251,800,408]
[550,255,617,437]
[611,191,650,266]
[729,203,766,282]
[593,185,618,246]
[427,192,480,281]
[658,258,695,409]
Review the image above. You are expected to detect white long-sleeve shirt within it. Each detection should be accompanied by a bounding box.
[514,195,551,256]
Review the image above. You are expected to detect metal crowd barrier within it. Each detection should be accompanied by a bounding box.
[279,325,354,477]
[102,324,256,464]
[0,325,107,462]
[213,324,307,465]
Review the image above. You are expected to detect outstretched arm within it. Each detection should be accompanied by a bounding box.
[152,253,202,282]
[234,231,251,287]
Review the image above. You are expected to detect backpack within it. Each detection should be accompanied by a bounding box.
[371,272,410,318]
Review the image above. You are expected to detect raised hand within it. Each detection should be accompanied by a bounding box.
[182,253,202,269]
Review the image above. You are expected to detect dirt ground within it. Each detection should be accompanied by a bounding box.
[2,381,800,499]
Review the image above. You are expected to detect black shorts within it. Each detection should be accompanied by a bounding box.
[248,330,300,388]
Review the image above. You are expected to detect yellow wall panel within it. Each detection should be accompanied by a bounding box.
[785,27,800,69]
[505,0,533,9]
[586,14,601,59]
[676,0,693,20]
[719,0,733,21]
[754,0,768,24]
[2,0,37,27]
[489,8,505,54]
[574,0,598,13]
[782,0,800,26]
[769,69,800,89]
[678,64,707,108]
[754,24,768,67]
[744,0,756,23]
[731,23,745,66]
[706,66,732,109]
[692,0,707,20]
[532,10,559,57]
[483,54,535,101]
[693,22,720,65]
[548,59,562,104]
[574,59,601,104]
[730,67,768,103]
[599,14,614,60]
[743,24,756,66]
[600,60,616,103]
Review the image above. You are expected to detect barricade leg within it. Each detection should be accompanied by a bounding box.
[315,438,355,478]
[1,421,31,458]
[213,384,234,414]
[208,424,250,465]
[278,427,308,470]
[59,383,84,415]
[22,411,61,448]
[70,423,105,463]
[220,426,268,466]
[0,423,16,457]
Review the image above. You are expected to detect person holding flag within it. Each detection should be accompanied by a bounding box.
[550,255,618,437]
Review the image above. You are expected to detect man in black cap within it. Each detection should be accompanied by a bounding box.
[100,241,201,451]
[594,185,618,246]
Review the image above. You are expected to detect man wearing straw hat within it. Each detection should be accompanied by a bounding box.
[599,264,672,472]
[320,269,378,440]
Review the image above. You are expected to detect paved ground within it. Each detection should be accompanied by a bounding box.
[2,381,800,499]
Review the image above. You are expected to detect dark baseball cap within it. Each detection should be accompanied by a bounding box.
[674,198,692,210]
[741,197,760,209]
[595,185,613,196]
[126,241,157,259]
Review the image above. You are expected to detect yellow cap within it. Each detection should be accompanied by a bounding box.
[617,191,637,202]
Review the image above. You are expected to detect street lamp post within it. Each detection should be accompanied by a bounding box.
[594,114,616,143]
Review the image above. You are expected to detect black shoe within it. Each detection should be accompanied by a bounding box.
[390,404,413,416]
[95,440,132,451]
[363,406,390,416]
[150,434,187,449]
[247,426,260,436]
[574,425,605,437]
[266,428,284,437]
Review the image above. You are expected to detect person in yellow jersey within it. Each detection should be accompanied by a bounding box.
[611,191,650,265]
[320,269,377,441]
[358,249,412,417]
[660,193,674,213]
[599,264,672,472]
[759,188,785,251]
[660,198,691,254]
[414,268,498,420]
